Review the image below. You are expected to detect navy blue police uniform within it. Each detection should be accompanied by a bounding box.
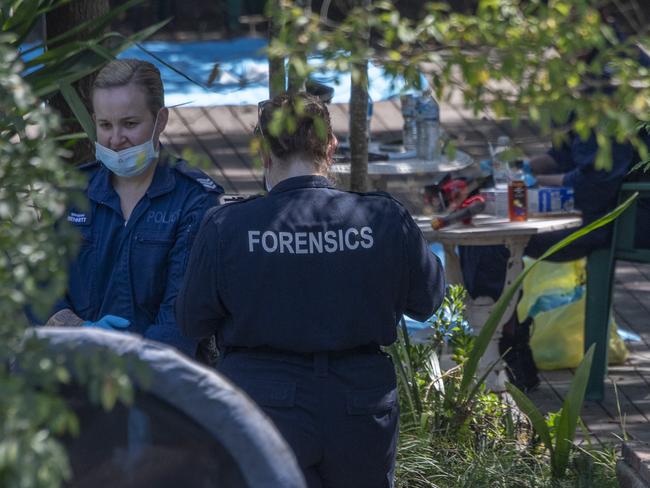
[177,175,445,488]
[53,152,223,357]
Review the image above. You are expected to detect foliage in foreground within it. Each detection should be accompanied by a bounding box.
[508,345,595,479]
[390,216,637,488]
[4,0,169,141]
[0,39,136,488]
[269,0,650,172]
[391,293,617,487]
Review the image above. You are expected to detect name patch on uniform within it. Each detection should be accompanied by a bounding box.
[67,212,88,224]
[146,210,181,225]
[248,227,374,254]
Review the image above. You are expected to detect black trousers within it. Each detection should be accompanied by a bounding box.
[218,348,399,488]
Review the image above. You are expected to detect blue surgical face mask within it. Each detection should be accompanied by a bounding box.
[95,111,161,178]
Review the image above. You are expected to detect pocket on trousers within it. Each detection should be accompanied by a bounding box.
[238,379,296,408]
[346,386,397,415]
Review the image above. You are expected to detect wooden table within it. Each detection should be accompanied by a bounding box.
[416,213,582,391]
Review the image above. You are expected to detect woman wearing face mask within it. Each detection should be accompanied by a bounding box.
[45,59,223,359]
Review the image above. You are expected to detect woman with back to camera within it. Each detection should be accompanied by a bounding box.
[177,92,445,487]
[45,59,223,360]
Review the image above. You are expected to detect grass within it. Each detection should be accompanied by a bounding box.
[391,197,640,487]
[392,287,620,487]
[395,419,619,488]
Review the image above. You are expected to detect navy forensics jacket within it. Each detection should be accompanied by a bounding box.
[177,175,445,353]
[56,153,223,356]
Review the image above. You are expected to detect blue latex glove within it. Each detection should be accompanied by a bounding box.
[479,158,493,177]
[522,159,537,188]
[83,314,130,331]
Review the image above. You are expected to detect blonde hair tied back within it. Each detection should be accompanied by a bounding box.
[92,59,164,116]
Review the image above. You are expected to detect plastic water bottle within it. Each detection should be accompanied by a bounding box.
[400,94,417,151]
[416,96,440,161]
[492,135,511,189]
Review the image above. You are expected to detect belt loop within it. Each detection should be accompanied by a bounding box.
[314,352,328,377]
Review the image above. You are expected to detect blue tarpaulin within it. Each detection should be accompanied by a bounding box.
[118,38,421,106]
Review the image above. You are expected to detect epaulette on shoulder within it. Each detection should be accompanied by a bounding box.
[218,193,262,206]
[174,160,224,194]
[204,194,262,220]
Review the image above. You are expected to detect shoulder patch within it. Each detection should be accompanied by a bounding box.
[174,160,224,194]
[204,194,262,220]
[218,193,260,205]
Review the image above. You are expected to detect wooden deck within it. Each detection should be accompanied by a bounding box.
[163,97,650,447]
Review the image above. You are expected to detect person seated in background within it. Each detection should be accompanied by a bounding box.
[460,20,650,389]
[463,122,642,289]
[460,124,649,390]
[44,59,223,361]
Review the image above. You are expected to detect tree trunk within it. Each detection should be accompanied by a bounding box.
[268,0,286,98]
[45,0,110,164]
[287,0,309,93]
[348,0,370,192]
[349,63,369,192]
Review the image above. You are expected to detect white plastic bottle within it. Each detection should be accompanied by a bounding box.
[416,96,440,161]
[400,94,418,151]
[491,135,511,189]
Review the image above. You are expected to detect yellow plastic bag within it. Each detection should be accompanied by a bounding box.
[529,298,628,370]
[517,257,586,321]
[517,258,628,371]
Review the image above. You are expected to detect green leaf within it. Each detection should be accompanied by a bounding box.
[57,82,96,141]
[86,42,117,63]
[100,379,117,411]
[134,39,210,89]
[109,19,172,55]
[5,0,71,45]
[553,344,595,478]
[27,21,169,98]
[43,0,145,50]
[507,382,554,453]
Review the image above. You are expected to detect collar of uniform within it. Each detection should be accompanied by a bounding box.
[87,164,114,204]
[270,175,334,194]
[146,152,176,199]
[87,151,176,202]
